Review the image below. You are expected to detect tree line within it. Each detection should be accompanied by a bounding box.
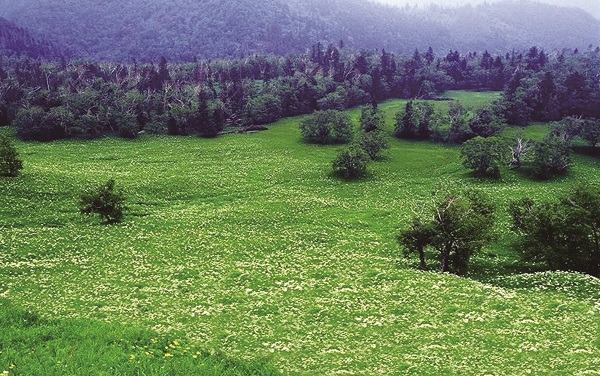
[1,45,598,142]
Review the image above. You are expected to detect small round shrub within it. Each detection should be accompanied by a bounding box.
[79,179,126,224]
[0,135,23,177]
[357,131,389,160]
[460,136,503,178]
[299,110,352,144]
[332,145,370,179]
[531,135,571,179]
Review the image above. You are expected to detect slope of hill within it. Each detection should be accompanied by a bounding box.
[0,16,60,58]
[0,0,597,61]
[1,93,599,374]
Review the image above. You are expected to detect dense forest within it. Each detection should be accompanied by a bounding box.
[0,17,60,59]
[1,45,598,142]
[0,0,598,61]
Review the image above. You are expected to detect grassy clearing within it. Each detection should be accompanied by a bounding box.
[1,91,599,375]
[446,90,502,109]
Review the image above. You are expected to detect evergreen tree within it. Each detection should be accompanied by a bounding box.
[0,135,23,177]
[354,52,369,75]
[195,89,215,137]
[360,105,384,133]
[424,47,435,65]
[158,56,170,84]
[394,101,416,139]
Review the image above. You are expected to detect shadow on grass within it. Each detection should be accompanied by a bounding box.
[573,145,600,159]
[328,170,376,183]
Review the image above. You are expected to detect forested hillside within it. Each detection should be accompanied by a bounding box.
[0,0,597,61]
[0,17,59,58]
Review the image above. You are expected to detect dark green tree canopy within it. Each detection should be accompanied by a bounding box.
[510,185,600,276]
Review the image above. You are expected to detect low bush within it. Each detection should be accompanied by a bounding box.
[332,145,370,179]
[357,131,389,160]
[300,110,352,145]
[79,179,126,224]
[461,136,503,178]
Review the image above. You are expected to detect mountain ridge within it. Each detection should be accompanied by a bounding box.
[0,0,597,62]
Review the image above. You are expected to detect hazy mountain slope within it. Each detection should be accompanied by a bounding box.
[375,0,600,19]
[446,1,599,52]
[0,17,60,58]
[0,0,597,61]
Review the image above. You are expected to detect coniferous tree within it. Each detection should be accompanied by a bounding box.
[394,100,416,139]
[0,135,23,177]
[158,56,170,84]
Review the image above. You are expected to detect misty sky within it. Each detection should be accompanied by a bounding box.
[374,0,600,18]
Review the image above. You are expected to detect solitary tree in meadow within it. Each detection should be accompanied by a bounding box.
[400,189,495,273]
[80,179,126,224]
[360,105,384,133]
[531,135,571,179]
[332,145,370,180]
[299,110,353,145]
[461,136,503,178]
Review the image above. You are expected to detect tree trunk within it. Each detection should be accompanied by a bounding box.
[440,246,450,273]
[418,247,426,270]
[592,227,600,276]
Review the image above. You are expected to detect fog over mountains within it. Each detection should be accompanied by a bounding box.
[0,0,598,61]
[375,0,600,18]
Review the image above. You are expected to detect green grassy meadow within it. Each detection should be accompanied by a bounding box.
[1,91,599,375]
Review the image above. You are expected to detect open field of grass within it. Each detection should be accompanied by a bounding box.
[1,91,599,375]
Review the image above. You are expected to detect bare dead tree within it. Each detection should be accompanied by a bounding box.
[509,137,532,169]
